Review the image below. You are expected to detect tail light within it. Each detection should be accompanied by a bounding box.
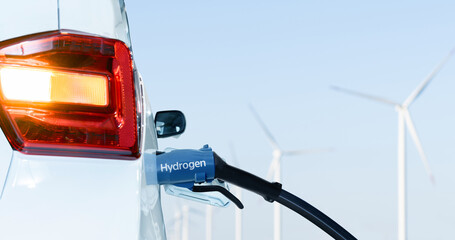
[0,31,140,159]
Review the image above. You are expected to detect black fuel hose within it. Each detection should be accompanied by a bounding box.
[213,153,357,240]
[276,189,356,240]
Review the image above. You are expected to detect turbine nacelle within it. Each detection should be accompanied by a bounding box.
[272,149,283,159]
[394,105,405,112]
[249,105,332,240]
[332,46,454,240]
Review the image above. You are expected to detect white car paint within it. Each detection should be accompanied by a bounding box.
[0,0,167,239]
[0,124,13,198]
[0,0,131,46]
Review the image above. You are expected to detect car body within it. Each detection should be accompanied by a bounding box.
[0,0,167,239]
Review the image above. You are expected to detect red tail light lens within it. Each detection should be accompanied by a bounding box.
[0,31,139,159]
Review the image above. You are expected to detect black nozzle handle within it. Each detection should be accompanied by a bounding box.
[213,152,282,202]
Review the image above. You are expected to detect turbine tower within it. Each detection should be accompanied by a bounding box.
[168,204,204,240]
[204,143,243,240]
[205,205,213,240]
[332,48,454,240]
[229,143,243,240]
[168,205,186,240]
[181,205,189,240]
[250,105,332,240]
[234,185,243,240]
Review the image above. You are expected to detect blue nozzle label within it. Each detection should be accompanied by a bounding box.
[144,145,216,186]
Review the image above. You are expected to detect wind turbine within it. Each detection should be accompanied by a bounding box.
[205,185,241,240]
[167,205,185,240]
[229,143,243,240]
[168,204,204,240]
[233,185,243,240]
[181,205,189,240]
[249,105,332,240]
[205,144,243,240]
[204,180,242,240]
[205,143,242,240]
[205,205,213,240]
[332,48,454,240]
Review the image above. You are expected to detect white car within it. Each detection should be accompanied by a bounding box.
[0,0,172,239]
[0,1,357,240]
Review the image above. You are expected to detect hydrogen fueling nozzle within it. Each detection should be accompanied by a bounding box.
[144,145,357,240]
[144,145,243,208]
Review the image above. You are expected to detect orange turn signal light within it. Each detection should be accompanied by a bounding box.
[0,67,108,106]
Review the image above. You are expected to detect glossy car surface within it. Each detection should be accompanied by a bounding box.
[0,0,166,239]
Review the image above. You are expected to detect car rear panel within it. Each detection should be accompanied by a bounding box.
[0,0,130,47]
[0,152,141,239]
[0,0,166,239]
[0,126,13,197]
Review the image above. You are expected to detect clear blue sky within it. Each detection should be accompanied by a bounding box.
[127,1,455,239]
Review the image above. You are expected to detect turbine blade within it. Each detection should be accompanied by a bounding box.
[249,104,280,150]
[331,85,399,106]
[403,47,455,107]
[403,110,436,184]
[266,158,279,180]
[283,148,334,156]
